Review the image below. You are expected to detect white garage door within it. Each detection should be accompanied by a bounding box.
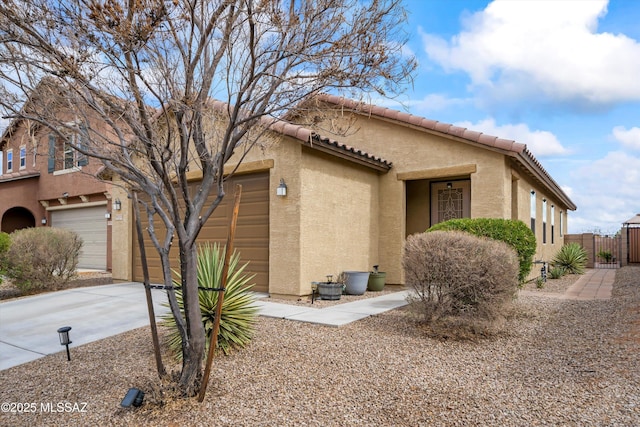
[51,206,107,270]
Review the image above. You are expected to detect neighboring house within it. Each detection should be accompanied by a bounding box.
[0,114,114,270]
[111,95,576,297]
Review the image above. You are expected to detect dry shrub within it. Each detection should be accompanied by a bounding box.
[6,227,82,292]
[403,231,519,339]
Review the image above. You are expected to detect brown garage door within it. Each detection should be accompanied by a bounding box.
[132,172,269,293]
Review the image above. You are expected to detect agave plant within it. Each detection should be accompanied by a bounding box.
[162,242,259,359]
[552,243,588,275]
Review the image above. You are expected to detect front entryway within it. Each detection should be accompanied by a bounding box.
[405,178,471,237]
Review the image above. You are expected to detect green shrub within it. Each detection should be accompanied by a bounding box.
[5,227,82,292]
[0,231,10,277]
[597,250,613,263]
[162,242,259,359]
[403,231,519,339]
[427,218,536,283]
[552,243,587,274]
[548,266,566,279]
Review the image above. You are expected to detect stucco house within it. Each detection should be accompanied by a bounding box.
[0,111,114,271]
[111,95,576,297]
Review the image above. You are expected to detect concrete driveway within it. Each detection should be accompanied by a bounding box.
[0,283,169,371]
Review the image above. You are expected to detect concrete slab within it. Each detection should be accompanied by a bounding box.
[285,310,371,327]
[0,283,169,371]
[255,301,319,319]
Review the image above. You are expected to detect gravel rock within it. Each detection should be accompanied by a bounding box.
[1,268,638,426]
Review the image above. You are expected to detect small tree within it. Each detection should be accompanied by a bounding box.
[0,0,415,396]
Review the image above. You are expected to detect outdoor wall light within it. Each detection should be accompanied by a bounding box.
[41,218,47,225]
[62,192,69,198]
[113,198,122,211]
[446,182,453,189]
[105,213,111,219]
[276,178,287,197]
[121,388,145,408]
[57,326,72,361]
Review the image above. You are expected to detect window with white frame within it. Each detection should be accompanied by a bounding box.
[49,132,88,174]
[530,190,536,233]
[19,145,26,170]
[6,149,13,173]
[551,205,555,244]
[542,199,547,244]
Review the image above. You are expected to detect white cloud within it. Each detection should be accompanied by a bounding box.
[568,151,640,233]
[421,0,640,106]
[454,118,569,156]
[612,126,640,150]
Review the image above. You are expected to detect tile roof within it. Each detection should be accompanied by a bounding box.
[0,170,40,182]
[267,118,392,172]
[316,94,576,210]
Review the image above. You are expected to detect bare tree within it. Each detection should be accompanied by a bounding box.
[0,0,415,396]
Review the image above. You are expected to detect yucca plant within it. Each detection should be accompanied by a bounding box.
[162,242,259,359]
[552,243,588,275]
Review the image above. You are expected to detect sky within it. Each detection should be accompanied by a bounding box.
[391,0,640,234]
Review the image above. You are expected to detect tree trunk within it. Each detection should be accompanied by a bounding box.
[177,242,206,396]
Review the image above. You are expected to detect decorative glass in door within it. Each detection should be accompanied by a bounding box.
[437,187,464,222]
[430,180,471,226]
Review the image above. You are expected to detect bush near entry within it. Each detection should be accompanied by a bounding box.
[5,227,82,293]
[427,218,536,284]
[403,231,520,339]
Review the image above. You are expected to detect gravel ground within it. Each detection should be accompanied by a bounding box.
[0,268,638,426]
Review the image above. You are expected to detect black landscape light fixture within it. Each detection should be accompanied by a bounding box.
[121,388,145,408]
[57,326,72,361]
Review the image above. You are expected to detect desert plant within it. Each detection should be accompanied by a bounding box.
[163,243,258,359]
[552,243,588,275]
[0,231,10,280]
[428,218,536,283]
[403,231,519,339]
[597,250,613,263]
[535,277,545,289]
[548,266,566,279]
[5,227,81,292]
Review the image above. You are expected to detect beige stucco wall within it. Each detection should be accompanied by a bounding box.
[298,148,379,295]
[110,181,133,281]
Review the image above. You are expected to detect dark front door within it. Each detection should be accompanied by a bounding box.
[430,180,471,226]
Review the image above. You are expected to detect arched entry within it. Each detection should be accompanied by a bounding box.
[1,207,35,233]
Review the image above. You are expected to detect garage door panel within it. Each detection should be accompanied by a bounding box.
[133,172,269,293]
[51,206,107,270]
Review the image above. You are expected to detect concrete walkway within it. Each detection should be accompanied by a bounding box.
[0,283,409,371]
[562,268,616,300]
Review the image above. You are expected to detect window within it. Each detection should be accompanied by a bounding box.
[560,211,564,237]
[49,132,88,174]
[530,190,536,233]
[551,205,555,244]
[19,146,26,169]
[542,199,547,244]
[6,149,13,172]
[0,150,3,176]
